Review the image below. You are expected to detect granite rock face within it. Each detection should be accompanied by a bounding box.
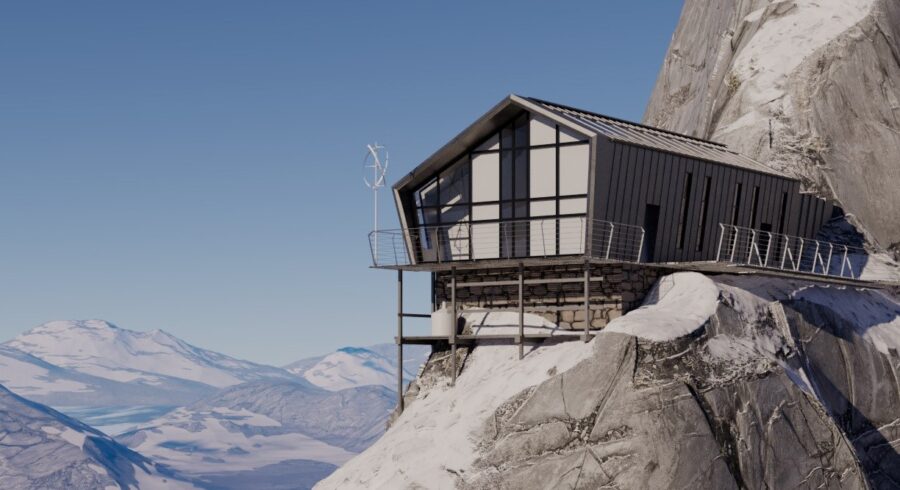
[461,295,900,489]
[644,0,900,250]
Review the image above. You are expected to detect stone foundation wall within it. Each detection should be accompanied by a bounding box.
[433,263,660,330]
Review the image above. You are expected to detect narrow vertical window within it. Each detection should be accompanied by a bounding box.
[696,176,712,251]
[676,173,693,250]
[749,186,761,228]
[731,183,743,225]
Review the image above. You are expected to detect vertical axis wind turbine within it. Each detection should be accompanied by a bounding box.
[364,143,389,259]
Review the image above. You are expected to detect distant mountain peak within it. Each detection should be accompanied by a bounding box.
[285,344,431,392]
[5,319,296,391]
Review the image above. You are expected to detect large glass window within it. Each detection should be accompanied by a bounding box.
[410,111,589,261]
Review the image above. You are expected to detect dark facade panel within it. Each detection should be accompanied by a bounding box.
[589,141,830,263]
[662,155,687,262]
[703,163,726,255]
[654,150,676,261]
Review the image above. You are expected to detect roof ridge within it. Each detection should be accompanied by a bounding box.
[525,96,729,149]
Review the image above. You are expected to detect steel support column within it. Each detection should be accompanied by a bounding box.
[396,270,404,413]
[450,267,457,386]
[518,263,524,360]
[583,260,591,342]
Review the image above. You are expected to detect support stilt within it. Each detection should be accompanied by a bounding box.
[518,263,524,360]
[396,270,404,413]
[450,267,457,386]
[583,260,591,342]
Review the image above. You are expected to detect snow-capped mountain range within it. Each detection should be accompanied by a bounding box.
[0,319,431,489]
[0,319,430,408]
[6,320,295,388]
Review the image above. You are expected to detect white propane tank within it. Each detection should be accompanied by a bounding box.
[431,301,454,336]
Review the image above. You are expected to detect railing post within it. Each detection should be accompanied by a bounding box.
[825,243,834,276]
[580,217,585,255]
[796,239,804,271]
[450,267,457,386]
[729,226,739,262]
[467,222,473,261]
[636,228,645,263]
[748,229,758,265]
[764,232,773,267]
[518,263,524,360]
[780,236,789,269]
[540,219,547,257]
[396,270,404,413]
[716,224,725,262]
[840,246,849,277]
[393,233,400,266]
[605,223,614,260]
[811,242,821,274]
[368,231,378,267]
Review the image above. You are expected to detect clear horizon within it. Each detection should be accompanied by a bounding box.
[0,1,683,364]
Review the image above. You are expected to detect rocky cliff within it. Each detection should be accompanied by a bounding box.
[317,272,900,489]
[644,0,900,250]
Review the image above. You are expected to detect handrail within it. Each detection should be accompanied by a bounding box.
[368,216,645,268]
[715,223,866,279]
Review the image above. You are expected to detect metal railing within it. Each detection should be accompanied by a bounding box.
[715,224,866,279]
[369,217,645,268]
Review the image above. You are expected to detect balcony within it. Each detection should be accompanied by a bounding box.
[368,217,645,269]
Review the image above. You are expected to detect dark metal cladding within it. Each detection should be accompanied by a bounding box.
[391,95,836,268]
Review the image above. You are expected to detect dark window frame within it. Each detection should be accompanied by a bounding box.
[407,111,591,260]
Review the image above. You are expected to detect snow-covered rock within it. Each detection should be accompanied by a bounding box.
[604,272,720,341]
[119,379,395,489]
[5,320,295,396]
[285,344,430,391]
[316,327,597,488]
[644,0,900,249]
[318,272,900,489]
[0,383,195,489]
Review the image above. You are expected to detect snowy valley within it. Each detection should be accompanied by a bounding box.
[0,320,429,489]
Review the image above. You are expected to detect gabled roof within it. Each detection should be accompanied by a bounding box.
[528,97,781,176]
[394,95,784,192]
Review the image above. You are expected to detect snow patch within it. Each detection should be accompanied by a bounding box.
[604,272,720,341]
[59,428,87,449]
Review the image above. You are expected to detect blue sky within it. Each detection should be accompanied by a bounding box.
[0,2,683,364]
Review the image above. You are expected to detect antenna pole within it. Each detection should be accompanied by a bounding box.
[373,180,378,258]
[364,142,388,261]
